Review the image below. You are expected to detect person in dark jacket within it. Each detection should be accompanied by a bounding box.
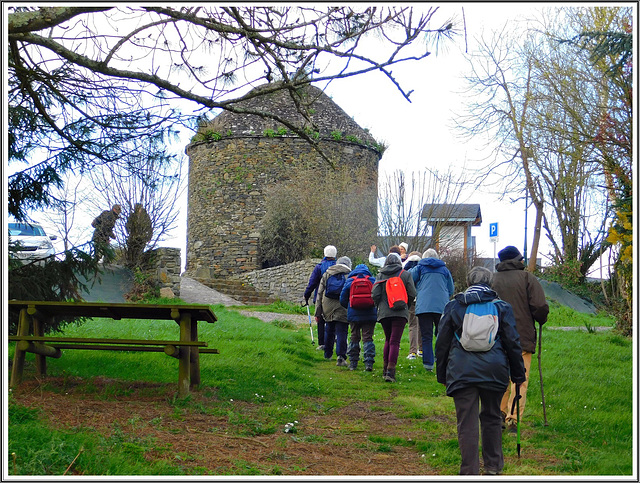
[435,266,526,476]
[303,245,337,351]
[410,248,455,371]
[371,253,416,383]
[91,204,121,260]
[318,256,352,366]
[340,264,377,372]
[492,245,549,433]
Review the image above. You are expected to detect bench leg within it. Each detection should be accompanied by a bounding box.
[190,320,200,389]
[178,313,192,397]
[33,317,47,376]
[10,309,30,388]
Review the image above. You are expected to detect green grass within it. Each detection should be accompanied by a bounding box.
[7,301,633,476]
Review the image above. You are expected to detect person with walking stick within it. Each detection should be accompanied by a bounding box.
[492,246,549,433]
[435,267,526,475]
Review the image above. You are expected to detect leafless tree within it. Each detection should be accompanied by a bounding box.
[376,168,471,256]
[8,5,459,221]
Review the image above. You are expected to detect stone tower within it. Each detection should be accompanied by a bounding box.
[185,83,382,280]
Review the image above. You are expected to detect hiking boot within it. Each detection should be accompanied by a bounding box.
[484,469,503,475]
[384,369,396,383]
[364,363,373,372]
[316,345,325,351]
[406,353,417,360]
[507,422,517,434]
[348,361,358,371]
[336,356,348,367]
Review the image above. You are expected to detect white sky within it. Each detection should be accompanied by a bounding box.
[8,3,630,279]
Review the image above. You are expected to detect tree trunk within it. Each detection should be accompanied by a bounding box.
[528,199,544,272]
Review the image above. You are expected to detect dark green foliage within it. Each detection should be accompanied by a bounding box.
[7,247,102,335]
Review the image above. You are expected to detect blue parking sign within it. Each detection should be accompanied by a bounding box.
[489,222,498,240]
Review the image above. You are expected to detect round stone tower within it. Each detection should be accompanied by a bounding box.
[185,83,382,280]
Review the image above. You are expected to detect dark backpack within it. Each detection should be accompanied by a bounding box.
[325,273,346,299]
[349,275,374,309]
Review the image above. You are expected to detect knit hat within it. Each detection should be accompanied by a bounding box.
[337,256,352,270]
[498,245,523,262]
[399,242,409,252]
[423,248,439,259]
[324,245,337,258]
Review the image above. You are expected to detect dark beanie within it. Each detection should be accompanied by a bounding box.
[498,245,523,262]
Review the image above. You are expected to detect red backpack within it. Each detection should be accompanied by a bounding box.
[376,269,408,310]
[349,275,374,309]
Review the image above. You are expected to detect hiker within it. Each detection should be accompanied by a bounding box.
[340,263,377,372]
[317,256,352,366]
[368,244,402,268]
[125,203,152,268]
[371,253,416,382]
[492,246,549,433]
[398,242,409,262]
[303,245,337,351]
[410,249,455,371]
[403,251,423,361]
[91,204,121,258]
[435,266,526,476]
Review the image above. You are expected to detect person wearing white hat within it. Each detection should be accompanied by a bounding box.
[303,245,337,350]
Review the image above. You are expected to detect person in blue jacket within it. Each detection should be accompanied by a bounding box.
[409,249,455,371]
[303,245,337,350]
[435,266,525,476]
[340,264,377,372]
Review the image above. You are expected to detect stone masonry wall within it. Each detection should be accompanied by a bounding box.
[231,258,322,303]
[185,136,378,279]
[143,247,181,298]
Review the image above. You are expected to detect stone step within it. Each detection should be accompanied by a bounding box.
[194,278,274,305]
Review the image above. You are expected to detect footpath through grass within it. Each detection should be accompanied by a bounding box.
[7,300,634,476]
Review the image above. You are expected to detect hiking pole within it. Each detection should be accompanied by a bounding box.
[510,383,522,458]
[538,325,549,426]
[306,303,314,345]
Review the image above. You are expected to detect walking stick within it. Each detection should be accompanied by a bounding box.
[511,383,522,458]
[306,303,314,345]
[538,325,548,426]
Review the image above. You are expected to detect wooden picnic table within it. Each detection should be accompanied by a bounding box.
[9,300,218,396]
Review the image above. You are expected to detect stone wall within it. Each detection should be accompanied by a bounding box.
[231,258,322,303]
[143,247,181,298]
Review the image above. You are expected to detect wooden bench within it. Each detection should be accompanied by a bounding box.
[9,300,218,396]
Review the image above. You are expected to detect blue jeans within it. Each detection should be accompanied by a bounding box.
[324,320,348,359]
[418,312,440,368]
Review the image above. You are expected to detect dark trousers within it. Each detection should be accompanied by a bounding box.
[316,315,326,346]
[417,312,441,368]
[324,320,348,359]
[452,386,504,475]
[348,321,376,365]
[379,317,407,372]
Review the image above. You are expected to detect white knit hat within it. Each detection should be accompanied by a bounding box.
[324,245,337,258]
[399,242,409,251]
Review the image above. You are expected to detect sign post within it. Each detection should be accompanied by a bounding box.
[489,222,499,271]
